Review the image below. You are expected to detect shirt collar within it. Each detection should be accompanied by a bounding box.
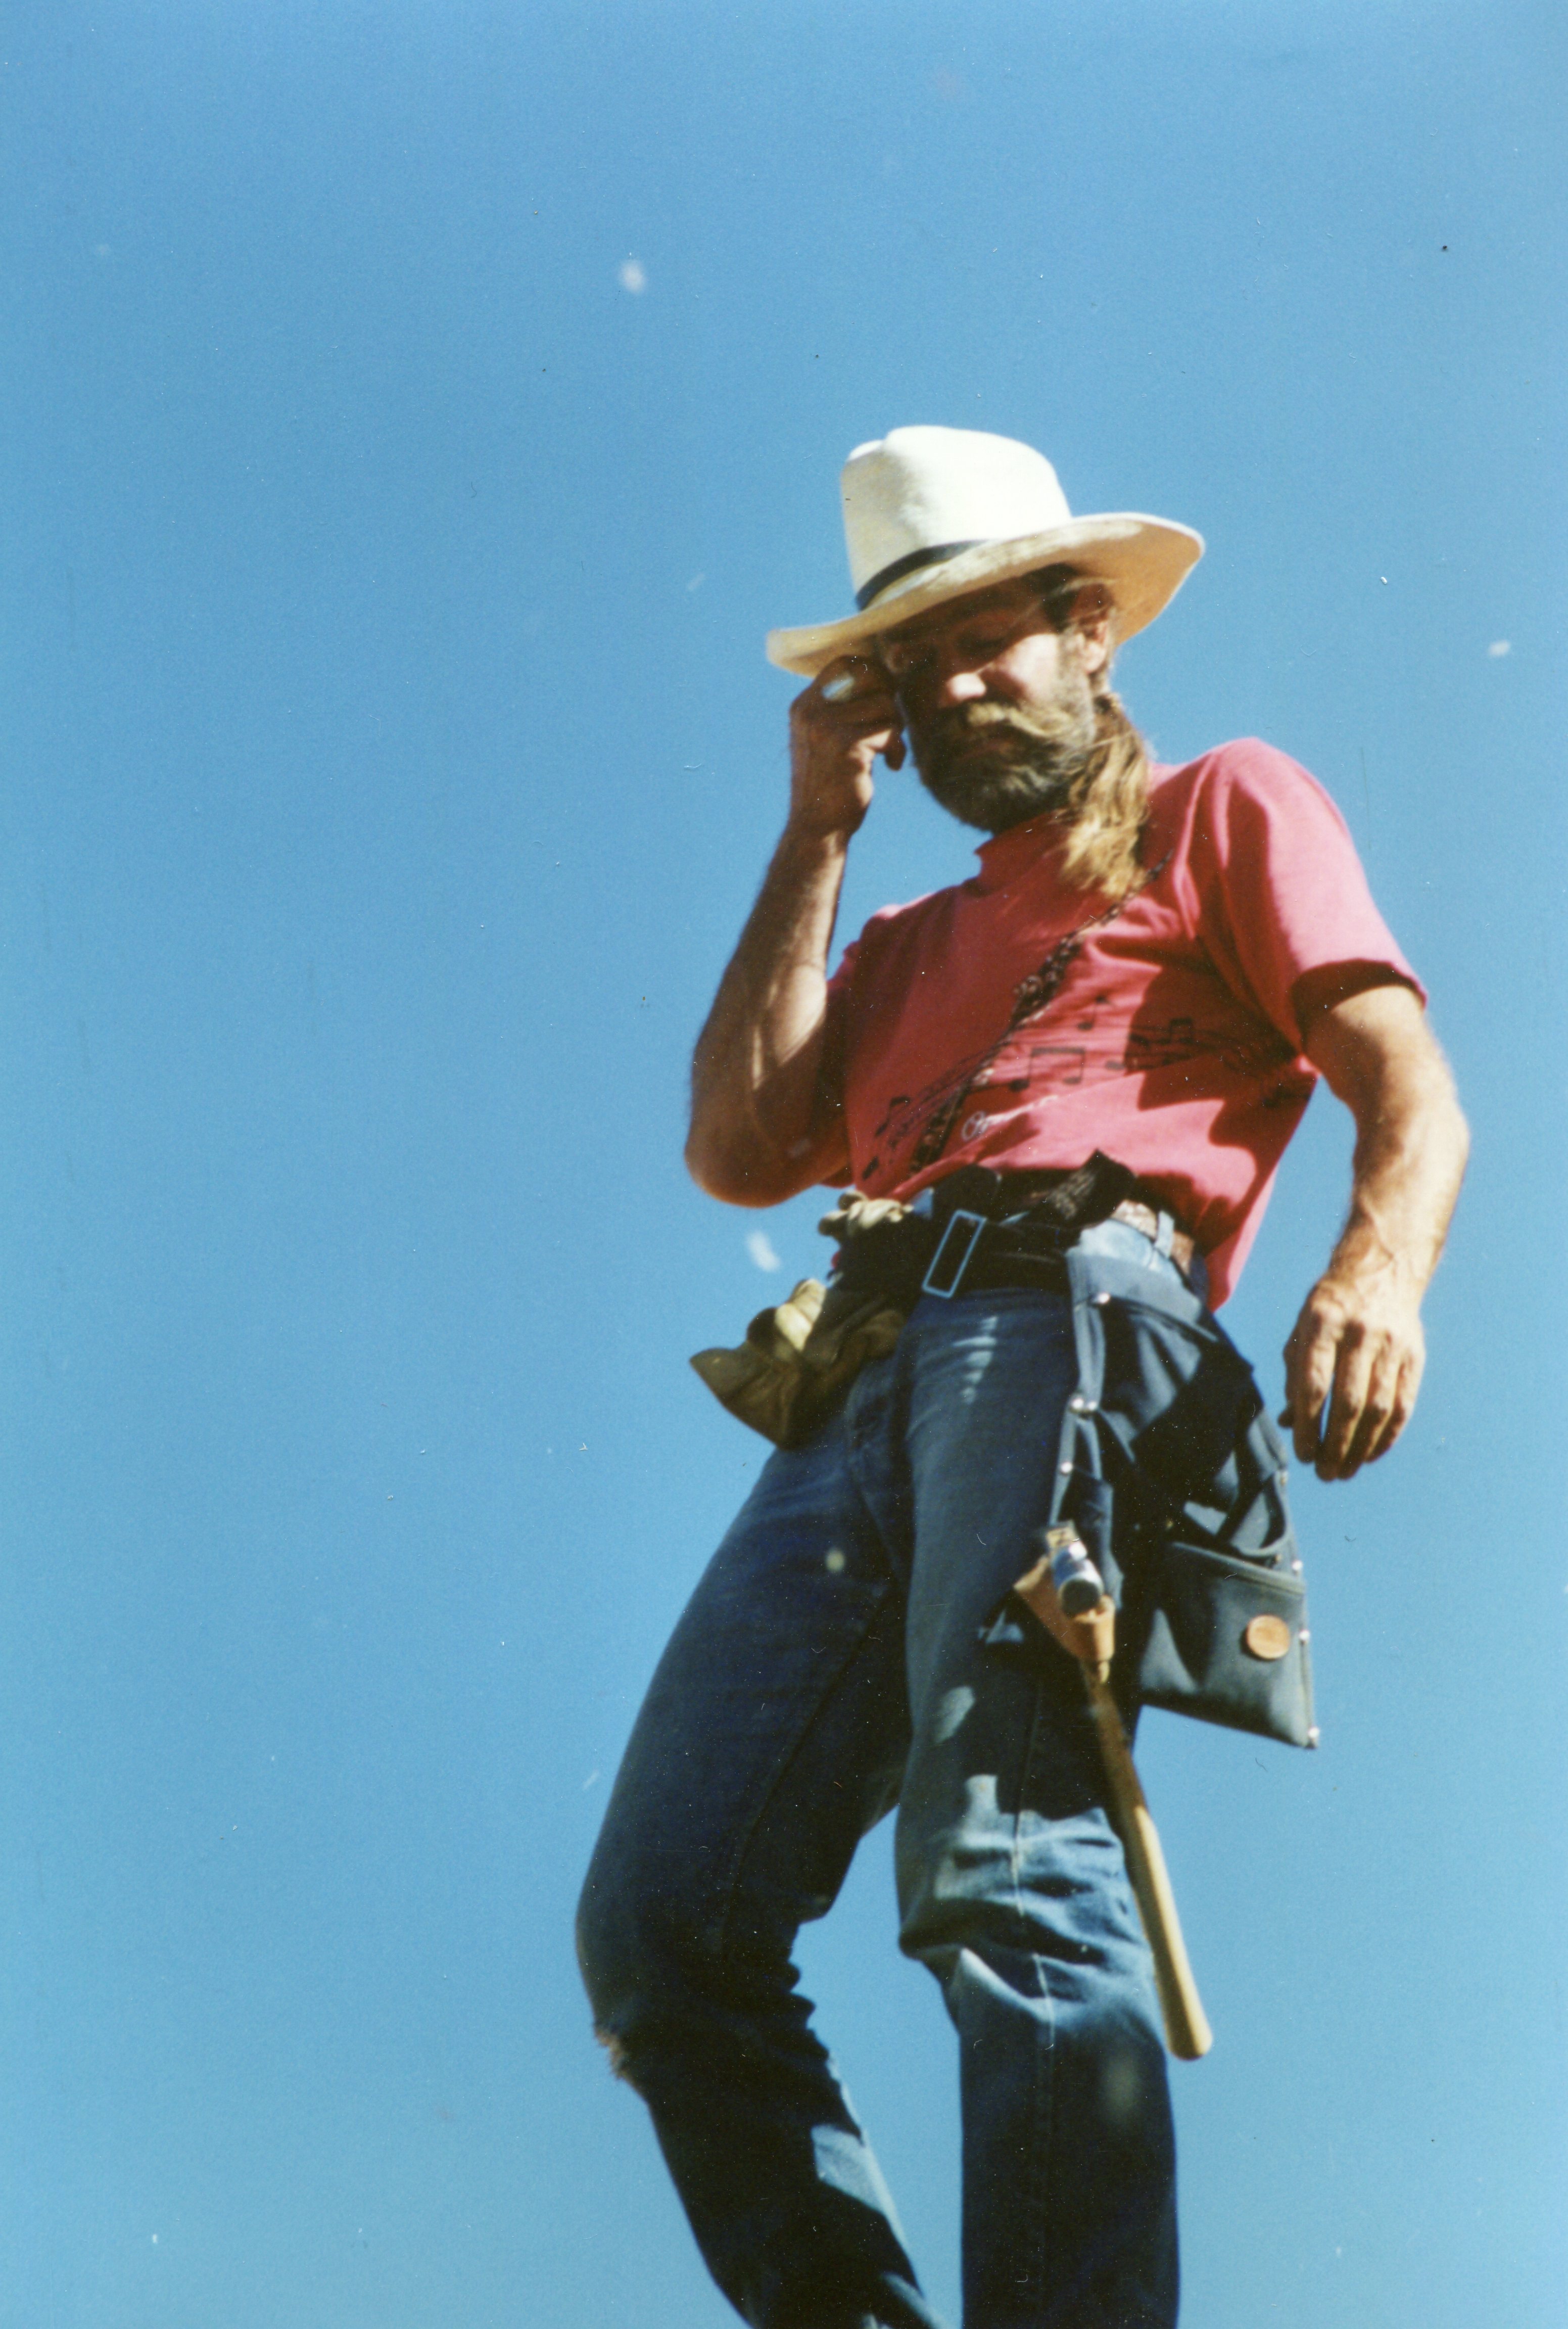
[970,812,1067,895]
[968,762,1175,895]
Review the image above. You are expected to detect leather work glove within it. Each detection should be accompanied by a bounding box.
[690,1277,906,1448]
[690,1194,912,1447]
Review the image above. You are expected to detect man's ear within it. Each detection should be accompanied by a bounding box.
[1075,614,1112,680]
[1065,581,1113,679]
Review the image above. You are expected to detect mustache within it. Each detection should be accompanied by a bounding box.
[912,696,1095,764]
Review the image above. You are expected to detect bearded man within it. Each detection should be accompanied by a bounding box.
[577,427,1467,2329]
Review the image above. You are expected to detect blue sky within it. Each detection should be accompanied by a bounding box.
[2,4,1564,2324]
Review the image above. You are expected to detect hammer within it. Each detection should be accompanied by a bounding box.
[1012,1525,1213,2061]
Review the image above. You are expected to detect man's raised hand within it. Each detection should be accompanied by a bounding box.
[788,657,905,841]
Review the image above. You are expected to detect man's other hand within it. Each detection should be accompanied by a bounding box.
[1280,1263,1426,1481]
[788,658,905,840]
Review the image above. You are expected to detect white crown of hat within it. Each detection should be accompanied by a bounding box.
[842,426,1075,607]
[766,425,1203,677]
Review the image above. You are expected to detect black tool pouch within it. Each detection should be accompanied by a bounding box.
[1046,1244,1317,1749]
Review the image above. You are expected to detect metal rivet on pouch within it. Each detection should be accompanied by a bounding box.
[1306,1726,1321,1748]
[1058,1461,1074,1476]
[1298,1627,1311,1643]
[1069,1395,1097,1413]
[1091,1291,1112,1306]
[1292,1559,1304,1574]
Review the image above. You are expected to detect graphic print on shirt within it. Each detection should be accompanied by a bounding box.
[833,745,1423,1297]
[897,861,1168,1172]
[993,1009,1297,1097]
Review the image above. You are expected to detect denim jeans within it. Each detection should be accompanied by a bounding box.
[577,1223,1192,2329]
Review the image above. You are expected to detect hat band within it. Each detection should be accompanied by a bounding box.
[853,538,986,612]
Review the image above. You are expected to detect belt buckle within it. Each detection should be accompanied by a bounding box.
[922,1209,987,1299]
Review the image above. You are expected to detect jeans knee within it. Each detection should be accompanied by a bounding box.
[574,1855,636,2033]
[575,1829,716,2061]
[575,1870,645,2086]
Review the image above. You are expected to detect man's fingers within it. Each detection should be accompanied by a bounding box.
[1282,1294,1428,1479]
[1281,1304,1339,1465]
[1354,1338,1424,1472]
[799,675,902,761]
[815,658,897,718]
[788,666,907,836]
[1316,1325,1374,1477]
[1326,1333,1398,1478]
[818,656,877,703]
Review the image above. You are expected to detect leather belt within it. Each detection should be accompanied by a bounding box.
[921,1196,1198,1302]
[827,1158,1203,1313]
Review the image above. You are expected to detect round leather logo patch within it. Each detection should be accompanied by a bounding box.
[1243,1614,1293,1661]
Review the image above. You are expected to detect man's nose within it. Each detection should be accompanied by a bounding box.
[930,665,989,708]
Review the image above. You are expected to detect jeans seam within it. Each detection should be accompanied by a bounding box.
[1011,1675,1057,2312]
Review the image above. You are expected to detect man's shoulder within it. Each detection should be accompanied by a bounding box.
[1153,735,1325,800]
[1150,737,1350,839]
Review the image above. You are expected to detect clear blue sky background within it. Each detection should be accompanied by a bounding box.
[2,5,1563,2325]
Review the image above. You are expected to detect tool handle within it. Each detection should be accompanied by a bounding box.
[1011,1542,1212,2060]
[1084,1672,1213,2061]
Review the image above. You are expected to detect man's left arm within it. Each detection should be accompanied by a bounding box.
[1281,980,1469,1481]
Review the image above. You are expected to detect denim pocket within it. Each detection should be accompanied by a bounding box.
[1136,1531,1315,1748]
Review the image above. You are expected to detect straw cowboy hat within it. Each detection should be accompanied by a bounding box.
[766,425,1204,678]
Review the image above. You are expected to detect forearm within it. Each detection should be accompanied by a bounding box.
[685,822,851,1204]
[687,656,904,1206]
[1284,983,1467,1479]
[1321,1041,1469,1301]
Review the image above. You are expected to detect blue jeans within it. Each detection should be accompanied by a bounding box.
[578,1224,1192,2329]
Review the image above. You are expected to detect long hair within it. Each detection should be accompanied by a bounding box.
[1031,565,1153,902]
[1055,686,1152,901]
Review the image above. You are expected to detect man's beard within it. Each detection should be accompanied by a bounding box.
[909,684,1102,834]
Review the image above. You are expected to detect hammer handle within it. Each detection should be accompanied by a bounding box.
[1084,1670,1213,2061]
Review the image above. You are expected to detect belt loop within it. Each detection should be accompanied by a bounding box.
[1155,1208,1176,1259]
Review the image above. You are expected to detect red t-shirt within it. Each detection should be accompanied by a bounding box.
[817,739,1423,1306]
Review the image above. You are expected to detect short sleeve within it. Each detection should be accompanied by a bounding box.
[1176,743,1426,1055]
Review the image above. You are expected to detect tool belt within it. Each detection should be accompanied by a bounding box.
[690,1159,1315,1753]
[690,1155,1188,1450]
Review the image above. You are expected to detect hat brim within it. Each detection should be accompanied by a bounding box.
[765,515,1204,678]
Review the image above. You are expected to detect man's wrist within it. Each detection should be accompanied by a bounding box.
[1324,1210,1432,1303]
[778,815,856,860]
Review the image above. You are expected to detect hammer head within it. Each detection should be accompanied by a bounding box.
[1013,1525,1116,1672]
